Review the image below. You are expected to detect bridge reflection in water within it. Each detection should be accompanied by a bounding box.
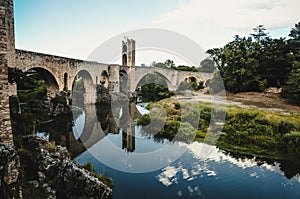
[70,100,142,157]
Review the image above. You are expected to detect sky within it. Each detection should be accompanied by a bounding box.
[14,0,300,65]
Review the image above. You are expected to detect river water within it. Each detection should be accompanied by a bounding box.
[62,104,300,199]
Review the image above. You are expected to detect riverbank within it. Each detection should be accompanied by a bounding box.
[137,97,300,164]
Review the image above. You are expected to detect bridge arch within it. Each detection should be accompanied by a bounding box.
[178,76,204,91]
[71,69,96,105]
[99,70,109,89]
[23,67,60,97]
[119,69,128,93]
[176,74,205,91]
[134,71,173,92]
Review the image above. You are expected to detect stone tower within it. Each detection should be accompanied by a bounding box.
[0,0,14,145]
[122,37,135,68]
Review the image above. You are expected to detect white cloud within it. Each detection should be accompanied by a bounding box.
[151,0,300,50]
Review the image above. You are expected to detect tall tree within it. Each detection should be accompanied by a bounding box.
[282,67,300,105]
[250,25,269,43]
[164,59,175,68]
[260,38,292,87]
[289,22,300,40]
[281,22,300,104]
[289,22,300,53]
[199,58,215,73]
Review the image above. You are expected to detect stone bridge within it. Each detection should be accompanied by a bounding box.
[0,0,213,145]
[14,46,213,105]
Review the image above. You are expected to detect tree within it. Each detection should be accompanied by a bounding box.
[250,25,269,43]
[282,23,300,104]
[207,36,266,93]
[199,58,215,73]
[282,67,300,105]
[289,22,300,40]
[289,22,300,53]
[259,38,292,87]
[164,59,175,68]
[152,61,168,69]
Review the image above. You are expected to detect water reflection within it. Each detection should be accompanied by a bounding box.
[33,102,300,179]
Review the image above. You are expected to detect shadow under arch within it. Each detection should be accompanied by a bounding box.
[135,72,172,102]
[24,67,60,97]
[178,76,204,91]
[119,69,128,93]
[99,70,109,89]
[71,69,96,105]
[135,71,173,92]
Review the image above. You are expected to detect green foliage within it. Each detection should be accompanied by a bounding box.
[260,38,292,87]
[152,61,169,69]
[137,114,151,126]
[82,162,113,188]
[139,98,300,163]
[289,22,300,40]
[172,65,198,72]
[199,58,215,73]
[47,141,56,153]
[137,73,174,102]
[178,80,203,91]
[17,80,47,102]
[207,22,300,95]
[250,25,269,43]
[282,131,300,154]
[207,72,225,94]
[208,36,266,93]
[151,59,198,72]
[282,68,300,105]
[9,68,49,103]
[82,162,95,172]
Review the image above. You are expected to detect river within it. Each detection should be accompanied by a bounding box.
[34,103,300,199]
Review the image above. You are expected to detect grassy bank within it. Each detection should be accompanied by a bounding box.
[137,98,300,163]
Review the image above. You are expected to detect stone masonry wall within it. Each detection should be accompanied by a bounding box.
[0,0,14,145]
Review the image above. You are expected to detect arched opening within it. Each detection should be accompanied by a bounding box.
[100,70,109,89]
[122,54,127,66]
[12,67,59,102]
[64,73,68,91]
[72,70,95,106]
[136,73,173,102]
[27,68,59,95]
[119,70,128,93]
[8,67,60,134]
[178,76,204,92]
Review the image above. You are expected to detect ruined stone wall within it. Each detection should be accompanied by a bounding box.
[0,0,14,145]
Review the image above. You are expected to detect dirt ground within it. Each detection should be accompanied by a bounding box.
[226,92,300,113]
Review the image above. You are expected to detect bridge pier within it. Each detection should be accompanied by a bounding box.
[0,0,14,145]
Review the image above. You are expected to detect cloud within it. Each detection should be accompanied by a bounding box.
[151,0,300,49]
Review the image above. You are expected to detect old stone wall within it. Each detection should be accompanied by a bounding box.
[0,0,14,145]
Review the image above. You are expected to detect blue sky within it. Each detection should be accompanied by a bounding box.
[15,0,300,64]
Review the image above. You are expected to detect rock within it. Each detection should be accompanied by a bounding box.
[265,87,282,94]
[22,135,112,198]
[56,163,112,199]
[0,143,20,184]
[0,142,21,198]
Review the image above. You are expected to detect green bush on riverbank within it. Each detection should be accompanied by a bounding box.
[137,98,300,163]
